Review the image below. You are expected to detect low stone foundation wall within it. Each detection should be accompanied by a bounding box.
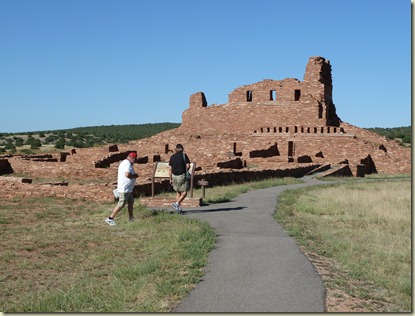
[140,197,202,208]
[188,164,321,187]
[319,165,353,177]
[0,164,321,202]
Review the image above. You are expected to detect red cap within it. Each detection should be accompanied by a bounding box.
[128,152,137,158]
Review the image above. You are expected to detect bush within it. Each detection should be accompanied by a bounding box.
[5,143,15,150]
[30,139,42,149]
[55,140,65,149]
[15,138,24,147]
[44,135,58,143]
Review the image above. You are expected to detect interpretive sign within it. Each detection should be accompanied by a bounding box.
[154,162,170,178]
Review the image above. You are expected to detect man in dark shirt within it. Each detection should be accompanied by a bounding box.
[168,143,190,213]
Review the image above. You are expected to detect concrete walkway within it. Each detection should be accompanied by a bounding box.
[172,176,332,313]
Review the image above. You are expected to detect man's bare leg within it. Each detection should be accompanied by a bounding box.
[177,191,187,206]
[110,205,123,219]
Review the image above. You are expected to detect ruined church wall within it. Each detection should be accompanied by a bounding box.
[181,100,327,135]
[181,56,340,135]
[228,78,305,103]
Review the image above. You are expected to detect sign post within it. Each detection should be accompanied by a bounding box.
[197,179,209,198]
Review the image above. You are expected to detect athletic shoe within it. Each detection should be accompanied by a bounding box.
[172,203,179,211]
[105,218,116,226]
[177,205,183,213]
[129,217,134,222]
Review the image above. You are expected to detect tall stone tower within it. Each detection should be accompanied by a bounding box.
[303,56,340,126]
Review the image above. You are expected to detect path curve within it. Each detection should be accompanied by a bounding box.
[172,176,333,312]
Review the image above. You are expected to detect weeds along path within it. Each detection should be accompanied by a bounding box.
[172,176,336,313]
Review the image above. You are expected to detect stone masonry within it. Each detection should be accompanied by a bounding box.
[0,56,410,205]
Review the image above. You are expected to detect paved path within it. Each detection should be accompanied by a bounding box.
[172,176,332,313]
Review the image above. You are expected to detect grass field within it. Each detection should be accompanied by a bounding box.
[276,175,411,312]
[0,200,215,312]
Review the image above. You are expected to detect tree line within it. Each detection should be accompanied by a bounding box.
[366,126,411,146]
[0,122,180,154]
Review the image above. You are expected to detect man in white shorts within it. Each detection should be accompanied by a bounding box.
[105,152,139,226]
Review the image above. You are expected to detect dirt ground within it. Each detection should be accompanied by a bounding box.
[302,250,391,312]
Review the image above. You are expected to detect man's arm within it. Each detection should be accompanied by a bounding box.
[185,154,190,170]
[125,172,138,179]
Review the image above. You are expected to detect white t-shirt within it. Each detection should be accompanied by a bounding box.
[117,159,136,193]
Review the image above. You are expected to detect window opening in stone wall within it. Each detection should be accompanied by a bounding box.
[294,126,298,133]
[286,127,289,133]
[314,127,318,133]
[288,141,294,156]
[270,90,276,101]
[307,127,310,133]
[279,127,282,133]
[294,90,301,101]
[318,104,323,118]
[321,127,324,133]
[165,144,169,154]
[247,90,253,102]
[301,127,304,133]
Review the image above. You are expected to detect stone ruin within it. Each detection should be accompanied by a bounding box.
[0,56,411,206]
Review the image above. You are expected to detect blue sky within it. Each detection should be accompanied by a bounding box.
[0,0,411,133]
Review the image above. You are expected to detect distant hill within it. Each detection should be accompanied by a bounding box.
[366,126,411,146]
[0,123,410,155]
[0,122,180,154]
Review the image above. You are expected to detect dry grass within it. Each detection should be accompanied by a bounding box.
[0,198,215,312]
[276,177,411,312]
